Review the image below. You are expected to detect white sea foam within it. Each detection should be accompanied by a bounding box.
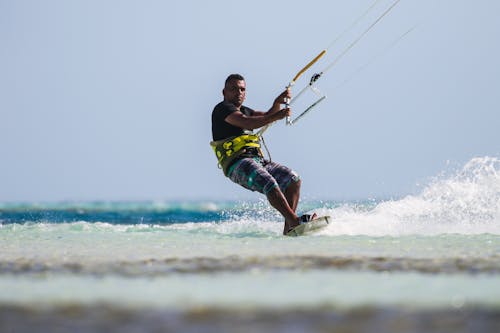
[318,157,500,236]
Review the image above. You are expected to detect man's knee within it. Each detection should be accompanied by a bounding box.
[287,178,301,192]
[266,184,282,198]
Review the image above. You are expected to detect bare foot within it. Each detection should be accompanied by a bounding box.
[283,217,301,235]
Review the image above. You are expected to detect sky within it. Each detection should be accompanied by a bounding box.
[1,0,499,202]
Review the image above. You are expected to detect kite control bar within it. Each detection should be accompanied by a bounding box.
[285,50,326,125]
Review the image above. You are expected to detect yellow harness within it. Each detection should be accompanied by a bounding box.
[210,134,263,176]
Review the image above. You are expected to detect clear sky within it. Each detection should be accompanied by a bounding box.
[1,0,499,202]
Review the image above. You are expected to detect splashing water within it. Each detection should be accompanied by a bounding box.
[318,157,500,236]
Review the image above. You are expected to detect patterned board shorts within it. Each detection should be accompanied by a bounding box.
[227,157,300,195]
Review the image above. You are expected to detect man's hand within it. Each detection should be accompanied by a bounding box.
[273,107,291,121]
[273,88,292,107]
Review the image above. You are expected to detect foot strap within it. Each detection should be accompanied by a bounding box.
[299,214,316,223]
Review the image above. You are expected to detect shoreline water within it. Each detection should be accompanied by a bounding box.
[2,255,500,276]
[0,305,500,333]
[1,304,499,333]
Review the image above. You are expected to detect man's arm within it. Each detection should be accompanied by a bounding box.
[225,89,291,130]
[225,107,290,130]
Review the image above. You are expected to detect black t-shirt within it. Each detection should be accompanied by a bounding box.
[211,101,255,141]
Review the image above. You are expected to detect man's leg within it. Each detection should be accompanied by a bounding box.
[227,158,300,234]
[284,179,301,212]
[266,186,299,235]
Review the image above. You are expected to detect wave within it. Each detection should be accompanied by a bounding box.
[316,157,500,236]
[0,201,226,224]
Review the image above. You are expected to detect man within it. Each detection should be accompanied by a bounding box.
[211,74,313,235]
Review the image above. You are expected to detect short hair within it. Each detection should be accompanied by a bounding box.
[225,74,245,87]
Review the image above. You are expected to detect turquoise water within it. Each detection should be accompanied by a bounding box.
[1,157,499,332]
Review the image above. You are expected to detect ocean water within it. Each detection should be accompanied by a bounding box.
[1,157,499,332]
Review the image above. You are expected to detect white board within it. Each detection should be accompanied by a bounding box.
[286,215,330,237]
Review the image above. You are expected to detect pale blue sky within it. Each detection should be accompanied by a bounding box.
[1,0,499,202]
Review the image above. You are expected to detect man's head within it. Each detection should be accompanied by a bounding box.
[223,74,246,107]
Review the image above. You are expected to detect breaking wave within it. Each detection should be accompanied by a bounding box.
[318,157,500,236]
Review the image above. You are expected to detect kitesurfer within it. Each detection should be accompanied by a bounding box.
[211,74,314,235]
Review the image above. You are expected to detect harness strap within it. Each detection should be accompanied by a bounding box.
[210,134,263,176]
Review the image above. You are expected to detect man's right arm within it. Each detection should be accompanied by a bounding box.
[224,107,290,130]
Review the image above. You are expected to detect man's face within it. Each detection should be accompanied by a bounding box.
[223,79,246,107]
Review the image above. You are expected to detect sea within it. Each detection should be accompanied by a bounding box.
[1,157,499,333]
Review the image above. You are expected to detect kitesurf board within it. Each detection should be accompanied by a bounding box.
[286,215,331,237]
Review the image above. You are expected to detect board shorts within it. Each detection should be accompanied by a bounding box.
[227,157,300,195]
